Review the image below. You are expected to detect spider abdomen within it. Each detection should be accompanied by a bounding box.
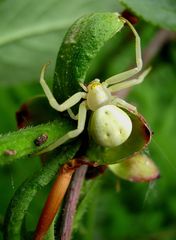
[89,105,132,147]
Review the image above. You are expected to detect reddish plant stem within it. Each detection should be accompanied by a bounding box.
[59,164,88,240]
[34,160,79,240]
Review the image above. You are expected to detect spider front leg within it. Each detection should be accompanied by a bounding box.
[38,101,87,154]
[104,17,142,87]
[108,67,151,93]
[40,64,86,112]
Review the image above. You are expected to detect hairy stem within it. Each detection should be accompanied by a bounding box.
[0,120,74,165]
[3,143,79,240]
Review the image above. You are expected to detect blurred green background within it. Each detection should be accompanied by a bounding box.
[0,0,176,239]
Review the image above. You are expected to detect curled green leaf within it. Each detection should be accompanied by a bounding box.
[53,12,124,102]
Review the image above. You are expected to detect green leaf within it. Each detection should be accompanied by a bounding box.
[0,0,119,84]
[119,0,176,31]
[0,119,75,165]
[54,12,124,102]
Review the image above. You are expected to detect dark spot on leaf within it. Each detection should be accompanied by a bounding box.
[34,134,48,146]
[4,149,17,156]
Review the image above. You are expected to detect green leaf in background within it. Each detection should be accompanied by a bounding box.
[0,0,120,85]
[119,0,176,31]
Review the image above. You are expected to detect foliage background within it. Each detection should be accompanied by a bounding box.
[0,0,176,239]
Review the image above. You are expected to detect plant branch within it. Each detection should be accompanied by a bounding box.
[34,161,76,240]
[59,164,88,240]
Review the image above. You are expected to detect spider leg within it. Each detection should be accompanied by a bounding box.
[40,64,86,112]
[79,82,88,92]
[108,67,151,93]
[112,97,137,112]
[67,108,78,120]
[38,101,87,154]
[104,17,143,87]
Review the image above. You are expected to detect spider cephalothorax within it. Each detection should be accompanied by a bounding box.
[39,16,150,154]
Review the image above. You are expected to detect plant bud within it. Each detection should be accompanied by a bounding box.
[109,153,160,182]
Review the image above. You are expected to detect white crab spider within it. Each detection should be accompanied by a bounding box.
[39,17,150,153]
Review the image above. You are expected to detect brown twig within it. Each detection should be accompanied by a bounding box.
[34,159,79,240]
[59,164,88,240]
